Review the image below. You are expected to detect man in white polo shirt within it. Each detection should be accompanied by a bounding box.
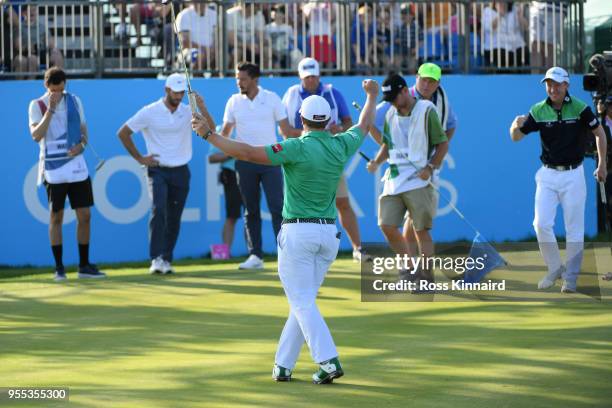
[221,62,296,270]
[29,67,106,281]
[117,73,214,274]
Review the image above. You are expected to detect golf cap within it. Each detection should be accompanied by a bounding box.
[298,57,320,79]
[417,62,442,81]
[541,66,569,84]
[381,73,407,102]
[165,73,187,92]
[300,95,331,122]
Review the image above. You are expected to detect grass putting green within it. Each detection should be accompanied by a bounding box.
[1,253,611,408]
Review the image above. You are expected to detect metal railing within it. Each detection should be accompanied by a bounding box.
[0,0,586,79]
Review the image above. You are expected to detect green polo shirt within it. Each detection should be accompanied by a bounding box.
[265,126,365,219]
[520,94,600,166]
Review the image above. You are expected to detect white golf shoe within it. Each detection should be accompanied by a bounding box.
[538,266,564,289]
[150,256,165,274]
[239,254,264,270]
[161,260,174,275]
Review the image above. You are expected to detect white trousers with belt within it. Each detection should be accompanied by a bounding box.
[275,222,340,369]
[533,165,586,282]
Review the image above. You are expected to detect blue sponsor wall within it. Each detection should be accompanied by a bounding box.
[0,75,599,266]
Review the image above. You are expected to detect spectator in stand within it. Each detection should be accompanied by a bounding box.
[284,2,306,55]
[375,7,392,71]
[482,2,528,69]
[1,1,20,71]
[116,1,160,46]
[157,1,180,70]
[131,2,156,46]
[265,4,294,70]
[424,2,452,35]
[303,2,336,70]
[529,1,567,73]
[176,1,217,71]
[226,3,267,69]
[115,1,178,69]
[351,5,374,72]
[395,4,420,73]
[13,4,64,77]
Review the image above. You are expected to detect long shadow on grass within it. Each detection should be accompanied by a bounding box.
[1,267,612,407]
[43,304,612,408]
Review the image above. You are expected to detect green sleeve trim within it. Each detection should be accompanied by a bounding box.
[382,119,393,148]
[427,108,448,145]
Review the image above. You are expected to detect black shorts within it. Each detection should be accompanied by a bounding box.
[219,168,243,220]
[45,177,94,213]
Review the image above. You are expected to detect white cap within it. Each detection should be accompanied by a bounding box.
[165,73,187,92]
[300,95,331,122]
[298,57,320,79]
[541,67,569,84]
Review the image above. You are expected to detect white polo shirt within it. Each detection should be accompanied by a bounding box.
[29,93,89,184]
[223,86,286,146]
[176,5,217,48]
[124,98,192,167]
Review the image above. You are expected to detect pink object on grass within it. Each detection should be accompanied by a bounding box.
[211,244,230,260]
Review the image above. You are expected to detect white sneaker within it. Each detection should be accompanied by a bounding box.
[162,260,174,275]
[150,256,164,274]
[538,266,564,289]
[239,254,264,270]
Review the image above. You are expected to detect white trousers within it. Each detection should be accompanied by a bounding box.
[533,165,586,282]
[275,223,340,369]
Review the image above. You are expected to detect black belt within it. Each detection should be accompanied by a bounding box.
[282,218,336,225]
[157,163,188,169]
[543,163,582,171]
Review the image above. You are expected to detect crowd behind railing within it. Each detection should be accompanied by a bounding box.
[0,0,585,79]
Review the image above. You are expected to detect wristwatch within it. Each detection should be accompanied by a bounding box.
[426,163,436,171]
[203,129,213,140]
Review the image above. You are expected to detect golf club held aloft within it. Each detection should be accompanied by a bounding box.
[163,0,198,114]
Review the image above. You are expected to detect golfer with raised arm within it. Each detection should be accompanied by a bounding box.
[192,79,379,384]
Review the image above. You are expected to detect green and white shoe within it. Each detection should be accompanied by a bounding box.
[312,357,344,384]
[272,364,292,382]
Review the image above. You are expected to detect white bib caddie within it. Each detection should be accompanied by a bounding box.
[382,99,435,197]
